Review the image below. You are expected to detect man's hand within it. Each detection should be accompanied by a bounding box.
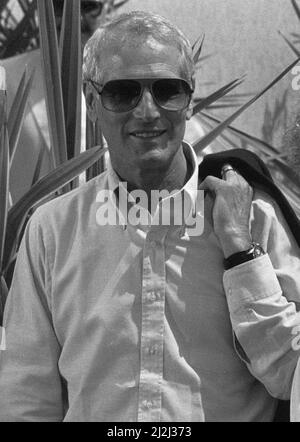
[199,164,253,258]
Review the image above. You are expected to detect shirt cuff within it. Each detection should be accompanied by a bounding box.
[223,254,282,312]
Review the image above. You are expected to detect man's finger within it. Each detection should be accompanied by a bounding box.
[199,175,222,192]
[221,163,236,181]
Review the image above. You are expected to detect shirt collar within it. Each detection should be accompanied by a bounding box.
[107,142,200,226]
[108,141,198,197]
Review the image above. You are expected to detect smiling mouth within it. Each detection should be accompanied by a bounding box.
[130,130,166,139]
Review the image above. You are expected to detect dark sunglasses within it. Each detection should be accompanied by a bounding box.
[88,78,194,113]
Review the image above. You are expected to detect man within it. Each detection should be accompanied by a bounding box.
[0,11,300,422]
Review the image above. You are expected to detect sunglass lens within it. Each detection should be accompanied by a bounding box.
[102,80,141,112]
[153,79,190,110]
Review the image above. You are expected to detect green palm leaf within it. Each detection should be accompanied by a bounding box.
[0,67,9,272]
[0,275,8,325]
[278,30,300,56]
[31,146,46,186]
[0,128,9,271]
[60,0,82,162]
[37,0,68,168]
[192,34,205,65]
[193,56,300,153]
[192,76,245,116]
[4,146,106,272]
[7,68,35,164]
[291,0,300,22]
[196,54,213,67]
[198,111,280,156]
[7,67,26,138]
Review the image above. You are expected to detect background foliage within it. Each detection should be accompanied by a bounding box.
[0,0,39,59]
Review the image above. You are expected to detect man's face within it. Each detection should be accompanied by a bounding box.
[90,38,193,176]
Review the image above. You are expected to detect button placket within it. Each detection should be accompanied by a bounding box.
[137,229,167,422]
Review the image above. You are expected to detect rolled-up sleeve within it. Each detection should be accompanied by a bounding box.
[291,358,300,420]
[0,211,64,422]
[223,192,300,400]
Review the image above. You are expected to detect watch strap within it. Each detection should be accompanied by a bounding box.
[224,242,265,270]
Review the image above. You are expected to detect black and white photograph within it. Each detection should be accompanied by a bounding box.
[0,0,300,425]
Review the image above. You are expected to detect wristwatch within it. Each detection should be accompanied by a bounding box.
[224,242,265,270]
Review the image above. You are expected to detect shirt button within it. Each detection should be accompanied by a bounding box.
[150,241,157,248]
[147,291,157,302]
[142,400,153,409]
[148,345,158,355]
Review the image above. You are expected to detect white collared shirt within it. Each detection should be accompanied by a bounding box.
[1,143,300,422]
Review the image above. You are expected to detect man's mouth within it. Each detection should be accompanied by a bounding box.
[130,130,166,139]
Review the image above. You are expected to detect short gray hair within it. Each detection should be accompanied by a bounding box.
[82,10,195,85]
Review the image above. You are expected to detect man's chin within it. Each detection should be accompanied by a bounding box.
[135,149,170,169]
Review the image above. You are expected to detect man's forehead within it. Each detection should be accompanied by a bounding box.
[99,38,190,83]
[103,33,169,51]
[101,36,179,62]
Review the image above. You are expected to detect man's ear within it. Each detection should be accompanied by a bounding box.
[186,101,194,121]
[186,74,195,121]
[84,82,98,123]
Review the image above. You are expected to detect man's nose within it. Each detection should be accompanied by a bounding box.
[132,88,160,120]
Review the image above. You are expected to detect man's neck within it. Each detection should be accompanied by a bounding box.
[119,148,190,193]
[112,147,192,213]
